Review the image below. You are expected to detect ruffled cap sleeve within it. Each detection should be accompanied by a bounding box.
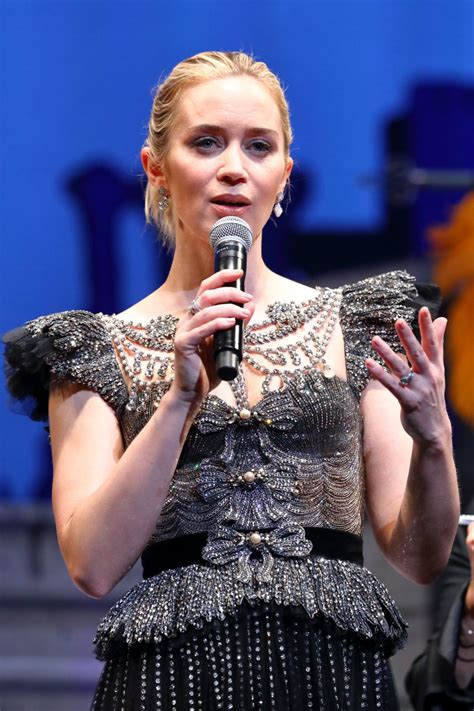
[3,310,128,421]
[340,271,441,396]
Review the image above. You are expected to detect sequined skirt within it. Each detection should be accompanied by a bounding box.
[91,600,399,711]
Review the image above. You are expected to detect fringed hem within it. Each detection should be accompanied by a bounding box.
[93,557,407,661]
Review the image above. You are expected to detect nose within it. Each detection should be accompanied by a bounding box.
[217,144,248,185]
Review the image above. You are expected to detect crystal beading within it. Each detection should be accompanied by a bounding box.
[99,286,343,414]
[101,313,178,412]
[231,287,342,410]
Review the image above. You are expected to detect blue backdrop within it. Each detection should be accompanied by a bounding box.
[1,0,473,499]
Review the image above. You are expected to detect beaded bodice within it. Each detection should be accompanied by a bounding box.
[4,270,428,657]
[4,270,419,544]
[149,371,365,542]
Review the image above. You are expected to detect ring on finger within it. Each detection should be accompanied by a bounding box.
[399,368,415,387]
[188,297,202,315]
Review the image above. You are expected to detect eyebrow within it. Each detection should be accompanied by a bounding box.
[185,123,280,138]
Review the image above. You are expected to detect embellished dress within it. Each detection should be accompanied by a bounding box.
[3,271,438,711]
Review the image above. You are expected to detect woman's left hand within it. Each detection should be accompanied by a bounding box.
[366,307,451,446]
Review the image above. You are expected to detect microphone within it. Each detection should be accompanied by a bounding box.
[209,216,253,380]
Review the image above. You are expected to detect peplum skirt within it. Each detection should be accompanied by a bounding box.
[91,530,405,710]
[91,599,399,710]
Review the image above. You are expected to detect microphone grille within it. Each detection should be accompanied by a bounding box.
[209,217,253,252]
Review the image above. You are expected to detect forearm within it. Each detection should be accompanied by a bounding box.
[388,427,459,584]
[60,387,200,598]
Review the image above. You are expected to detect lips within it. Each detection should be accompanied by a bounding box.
[210,194,251,216]
[210,194,251,208]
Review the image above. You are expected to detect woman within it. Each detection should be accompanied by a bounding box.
[4,51,459,710]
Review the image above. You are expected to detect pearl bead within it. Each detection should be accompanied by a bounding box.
[243,471,256,483]
[249,532,262,546]
[239,408,251,420]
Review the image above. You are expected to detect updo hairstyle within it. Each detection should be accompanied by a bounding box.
[143,51,293,245]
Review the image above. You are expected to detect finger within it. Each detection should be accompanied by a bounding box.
[366,358,416,401]
[417,307,439,362]
[243,299,256,324]
[197,269,245,295]
[394,319,430,373]
[190,303,251,326]
[434,317,447,353]
[184,317,236,346]
[198,287,253,308]
[371,336,414,379]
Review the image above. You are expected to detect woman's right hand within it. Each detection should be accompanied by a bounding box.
[170,269,254,406]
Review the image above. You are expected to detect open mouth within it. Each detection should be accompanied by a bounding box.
[210,195,251,209]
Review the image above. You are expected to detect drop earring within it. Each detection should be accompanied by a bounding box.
[273,191,284,218]
[158,187,170,212]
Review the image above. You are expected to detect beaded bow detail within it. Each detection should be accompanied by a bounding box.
[201,523,313,584]
[194,391,300,434]
[196,459,300,529]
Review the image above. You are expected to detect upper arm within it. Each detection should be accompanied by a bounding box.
[361,379,413,553]
[49,381,124,548]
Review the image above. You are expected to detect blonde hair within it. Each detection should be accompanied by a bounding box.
[143,51,293,245]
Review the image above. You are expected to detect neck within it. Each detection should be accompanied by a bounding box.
[162,229,276,307]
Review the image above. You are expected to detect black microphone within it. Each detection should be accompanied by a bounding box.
[209,216,253,380]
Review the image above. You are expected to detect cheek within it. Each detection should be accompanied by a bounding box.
[179,162,212,194]
[165,149,205,190]
[258,167,285,199]
[263,156,287,184]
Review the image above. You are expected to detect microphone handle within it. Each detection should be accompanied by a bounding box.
[214,241,247,380]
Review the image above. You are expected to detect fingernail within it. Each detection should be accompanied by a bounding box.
[241,308,250,316]
[242,292,252,300]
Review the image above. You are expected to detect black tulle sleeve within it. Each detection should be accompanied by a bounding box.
[339,270,441,396]
[3,310,128,422]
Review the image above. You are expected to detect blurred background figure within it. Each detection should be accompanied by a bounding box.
[406,515,474,708]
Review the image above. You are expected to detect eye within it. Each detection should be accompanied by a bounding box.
[192,136,221,152]
[247,140,272,155]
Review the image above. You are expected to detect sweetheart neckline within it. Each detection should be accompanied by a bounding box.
[199,370,353,416]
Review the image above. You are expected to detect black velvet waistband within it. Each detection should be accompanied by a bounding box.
[141,527,363,579]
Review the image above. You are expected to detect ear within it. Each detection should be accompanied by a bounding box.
[141,147,167,189]
[278,156,294,195]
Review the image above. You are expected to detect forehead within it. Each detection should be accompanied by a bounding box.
[175,75,282,133]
